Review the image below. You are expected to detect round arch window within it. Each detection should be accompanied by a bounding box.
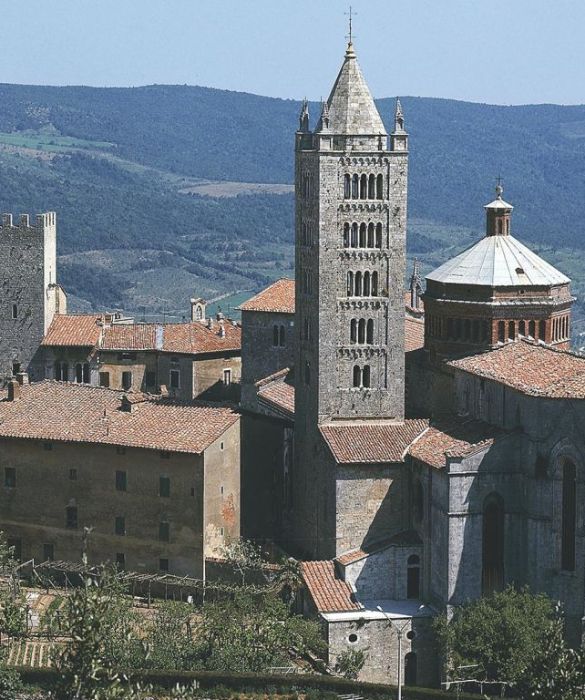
[348,633,358,644]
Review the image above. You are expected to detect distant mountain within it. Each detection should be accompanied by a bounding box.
[0,83,584,320]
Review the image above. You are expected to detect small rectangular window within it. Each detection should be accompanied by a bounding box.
[12,362,21,376]
[115,516,126,536]
[66,506,78,529]
[115,470,127,492]
[4,467,16,488]
[115,552,126,570]
[43,543,54,561]
[11,304,17,319]
[223,369,232,386]
[159,476,170,498]
[159,521,170,542]
[118,352,137,362]
[69,468,77,481]
[159,558,169,572]
[145,371,156,387]
[122,371,132,390]
[99,371,110,388]
[170,369,180,389]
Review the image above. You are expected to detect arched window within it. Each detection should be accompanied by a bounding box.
[352,174,359,199]
[360,174,367,199]
[363,272,370,296]
[350,319,357,344]
[405,652,417,686]
[304,362,311,385]
[353,365,361,388]
[498,321,505,343]
[539,320,546,341]
[508,321,515,341]
[519,320,526,336]
[273,325,279,346]
[376,174,383,199]
[82,363,90,384]
[55,361,68,382]
[407,554,420,599]
[344,173,351,199]
[279,325,286,347]
[375,223,383,249]
[497,219,503,234]
[561,459,577,571]
[351,223,358,248]
[355,272,362,297]
[304,318,311,341]
[359,223,367,247]
[75,363,84,384]
[358,319,366,344]
[367,223,375,248]
[347,271,354,296]
[482,493,505,595]
[366,319,374,343]
[528,320,536,338]
[372,271,378,296]
[368,174,376,199]
[362,365,371,388]
[343,222,350,248]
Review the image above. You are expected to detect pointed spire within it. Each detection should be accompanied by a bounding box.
[410,258,423,309]
[325,42,386,136]
[394,99,405,133]
[316,100,330,132]
[299,98,310,132]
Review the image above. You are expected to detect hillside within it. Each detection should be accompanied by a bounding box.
[0,83,584,325]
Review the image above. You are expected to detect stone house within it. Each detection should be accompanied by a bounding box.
[38,310,241,402]
[0,379,240,577]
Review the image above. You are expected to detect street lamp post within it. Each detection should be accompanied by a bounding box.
[376,605,410,700]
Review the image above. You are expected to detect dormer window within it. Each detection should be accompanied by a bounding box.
[515,267,525,275]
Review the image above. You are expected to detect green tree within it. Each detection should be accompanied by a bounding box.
[142,601,202,671]
[435,586,585,697]
[0,532,24,699]
[334,648,368,680]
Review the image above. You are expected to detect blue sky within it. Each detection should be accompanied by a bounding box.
[1,0,584,105]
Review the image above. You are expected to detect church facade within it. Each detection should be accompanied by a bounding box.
[240,40,585,686]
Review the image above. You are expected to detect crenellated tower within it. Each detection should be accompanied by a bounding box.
[291,41,409,557]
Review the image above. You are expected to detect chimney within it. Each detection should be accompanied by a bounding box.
[120,394,133,412]
[218,322,226,338]
[16,372,29,386]
[216,311,224,322]
[207,317,214,330]
[7,379,20,401]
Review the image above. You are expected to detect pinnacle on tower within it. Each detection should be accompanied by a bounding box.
[394,98,405,133]
[299,98,310,132]
[316,100,330,132]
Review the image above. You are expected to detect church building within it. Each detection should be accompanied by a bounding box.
[240,38,585,687]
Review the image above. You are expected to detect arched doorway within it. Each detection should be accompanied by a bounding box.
[482,493,504,594]
[404,652,417,686]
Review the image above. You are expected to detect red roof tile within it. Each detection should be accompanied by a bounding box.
[449,340,585,399]
[102,324,159,350]
[409,418,502,469]
[301,561,360,613]
[320,419,429,464]
[41,315,102,347]
[162,321,241,354]
[405,317,425,352]
[239,279,295,314]
[0,382,238,455]
[258,381,295,418]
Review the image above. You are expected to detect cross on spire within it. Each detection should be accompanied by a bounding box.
[345,5,356,43]
[495,174,504,198]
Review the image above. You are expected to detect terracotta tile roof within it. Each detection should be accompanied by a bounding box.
[409,417,502,469]
[405,317,425,352]
[41,315,102,347]
[258,381,295,418]
[102,324,159,350]
[337,530,422,566]
[449,340,585,399]
[0,381,238,455]
[162,321,241,354]
[301,561,360,613]
[320,418,429,464]
[239,279,295,314]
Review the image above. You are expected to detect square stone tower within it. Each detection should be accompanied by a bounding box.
[291,42,409,557]
[0,212,65,382]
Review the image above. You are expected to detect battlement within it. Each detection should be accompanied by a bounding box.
[1,212,56,231]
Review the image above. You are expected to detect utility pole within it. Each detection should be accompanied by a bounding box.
[376,605,410,700]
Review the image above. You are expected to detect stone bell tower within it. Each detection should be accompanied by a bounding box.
[291,40,409,558]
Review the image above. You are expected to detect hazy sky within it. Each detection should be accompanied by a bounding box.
[1,0,584,105]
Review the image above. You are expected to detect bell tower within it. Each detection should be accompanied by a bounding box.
[291,40,409,557]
